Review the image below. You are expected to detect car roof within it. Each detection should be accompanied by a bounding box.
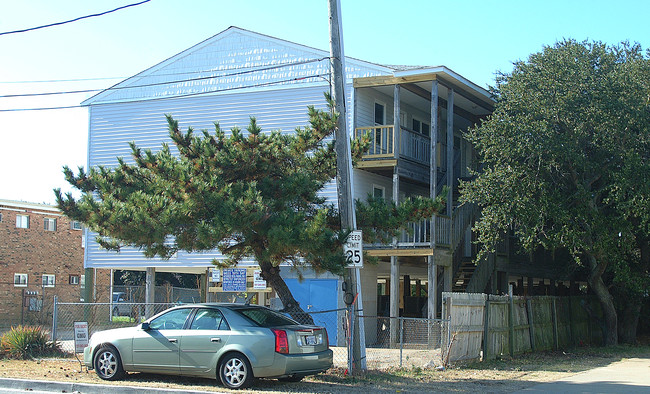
[174,303,268,309]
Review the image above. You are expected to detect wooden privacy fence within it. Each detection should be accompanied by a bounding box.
[442,292,604,362]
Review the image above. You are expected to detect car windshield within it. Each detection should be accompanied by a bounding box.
[235,307,298,327]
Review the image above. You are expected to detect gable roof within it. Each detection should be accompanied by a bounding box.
[82,26,392,105]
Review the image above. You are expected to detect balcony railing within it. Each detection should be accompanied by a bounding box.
[399,128,430,165]
[363,203,475,251]
[355,125,449,168]
[354,125,395,158]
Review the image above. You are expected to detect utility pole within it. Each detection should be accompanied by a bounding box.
[328,0,366,372]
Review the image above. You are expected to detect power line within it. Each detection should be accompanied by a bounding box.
[0,58,329,84]
[0,0,152,37]
[0,73,331,112]
[0,76,124,84]
[0,57,330,98]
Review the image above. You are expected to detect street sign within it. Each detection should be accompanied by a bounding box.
[344,230,363,268]
[73,322,89,353]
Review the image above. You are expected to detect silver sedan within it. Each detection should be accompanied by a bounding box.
[84,303,333,389]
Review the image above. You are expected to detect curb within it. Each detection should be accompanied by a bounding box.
[0,377,225,393]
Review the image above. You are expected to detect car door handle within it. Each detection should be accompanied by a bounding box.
[168,338,178,343]
[210,337,221,343]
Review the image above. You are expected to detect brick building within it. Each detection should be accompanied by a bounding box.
[0,199,109,330]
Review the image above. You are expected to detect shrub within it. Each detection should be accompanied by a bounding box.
[1,326,62,359]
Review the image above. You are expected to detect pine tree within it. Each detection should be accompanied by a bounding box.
[56,98,445,322]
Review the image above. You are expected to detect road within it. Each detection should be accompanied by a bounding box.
[514,357,650,393]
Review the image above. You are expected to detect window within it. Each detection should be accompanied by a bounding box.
[190,308,229,330]
[149,308,192,330]
[44,218,57,231]
[412,118,421,133]
[80,275,85,288]
[14,273,27,287]
[69,275,80,285]
[16,215,29,229]
[374,102,385,125]
[412,118,430,136]
[0,212,3,222]
[42,274,55,287]
[374,102,386,146]
[235,306,297,327]
[71,221,82,230]
[372,185,385,200]
[421,121,430,136]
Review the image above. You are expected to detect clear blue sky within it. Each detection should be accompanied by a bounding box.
[1,0,649,204]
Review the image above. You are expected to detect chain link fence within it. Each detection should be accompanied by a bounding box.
[110,285,201,304]
[51,301,448,370]
[360,315,448,368]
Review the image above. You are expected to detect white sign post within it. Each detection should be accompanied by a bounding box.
[344,230,363,268]
[73,321,89,353]
[210,268,221,283]
[253,270,267,290]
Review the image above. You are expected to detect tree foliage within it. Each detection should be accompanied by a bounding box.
[56,97,445,321]
[461,40,650,345]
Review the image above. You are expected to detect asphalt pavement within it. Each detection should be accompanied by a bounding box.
[0,377,225,394]
[514,357,650,393]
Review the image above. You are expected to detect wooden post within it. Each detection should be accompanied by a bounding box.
[145,267,155,319]
[508,284,514,356]
[328,0,366,371]
[483,296,490,360]
[403,274,411,302]
[526,298,535,351]
[428,80,438,321]
[446,88,454,217]
[390,256,399,346]
[552,297,559,350]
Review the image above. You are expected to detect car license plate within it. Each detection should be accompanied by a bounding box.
[305,335,317,346]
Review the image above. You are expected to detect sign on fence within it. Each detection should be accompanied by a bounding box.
[222,268,247,292]
[73,321,89,353]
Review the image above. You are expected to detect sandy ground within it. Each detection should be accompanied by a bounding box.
[1,349,640,393]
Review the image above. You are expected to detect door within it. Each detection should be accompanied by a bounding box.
[179,308,231,375]
[131,308,191,374]
[285,279,338,344]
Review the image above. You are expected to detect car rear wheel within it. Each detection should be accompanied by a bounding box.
[219,352,253,389]
[94,345,125,381]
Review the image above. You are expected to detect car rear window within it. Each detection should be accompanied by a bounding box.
[235,307,298,327]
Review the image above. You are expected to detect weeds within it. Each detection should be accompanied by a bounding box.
[1,325,63,359]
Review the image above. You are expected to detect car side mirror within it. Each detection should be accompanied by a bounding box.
[141,322,150,331]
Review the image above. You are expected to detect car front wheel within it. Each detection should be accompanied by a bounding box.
[219,352,253,389]
[94,345,125,380]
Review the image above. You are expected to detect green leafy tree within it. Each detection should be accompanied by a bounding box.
[461,40,650,345]
[56,98,445,322]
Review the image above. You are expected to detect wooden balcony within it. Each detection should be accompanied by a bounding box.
[354,125,447,171]
[364,203,476,256]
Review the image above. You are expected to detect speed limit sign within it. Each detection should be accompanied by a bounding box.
[343,230,363,268]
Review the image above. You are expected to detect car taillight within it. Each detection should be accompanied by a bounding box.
[272,329,289,354]
[324,328,329,349]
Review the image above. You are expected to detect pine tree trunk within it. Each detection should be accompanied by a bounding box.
[586,254,618,346]
[257,259,315,325]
